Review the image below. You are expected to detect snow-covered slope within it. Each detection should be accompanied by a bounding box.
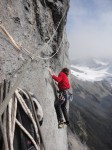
[71,58,112,82]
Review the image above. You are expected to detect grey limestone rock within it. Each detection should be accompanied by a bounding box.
[0,0,69,150]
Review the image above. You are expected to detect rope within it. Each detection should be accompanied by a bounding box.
[0,6,67,60]
[2,29,63,83]
[8,98,13,150]
[24,89,46,150]
[16,119,39,150]
[0,60,31,117]
[0,6,67,118]
[0,87,41,150]
[36,7,67,60]
[15,90,40,141]
[35,31,64,60]
[0,24,33,59]
[0,7,65,80]
[0,24,20,51]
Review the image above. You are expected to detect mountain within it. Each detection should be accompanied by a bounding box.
[69,58,112,150]
[71,58,112,84]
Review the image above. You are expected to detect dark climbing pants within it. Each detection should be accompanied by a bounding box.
[54,90,69,123]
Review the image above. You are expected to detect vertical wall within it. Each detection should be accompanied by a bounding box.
[0,0,69,149]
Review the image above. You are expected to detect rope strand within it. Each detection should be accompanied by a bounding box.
[0,87,40,150]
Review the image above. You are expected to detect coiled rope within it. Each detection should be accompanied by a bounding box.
[0,85,41,150]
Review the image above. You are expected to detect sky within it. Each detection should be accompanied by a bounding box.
[66,0,112,59]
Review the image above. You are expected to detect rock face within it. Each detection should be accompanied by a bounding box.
[69,75,112,150]
[0,0,69,150]
[68,128,90,150]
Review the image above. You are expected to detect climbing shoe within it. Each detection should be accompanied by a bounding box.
[64,121,70,126]
[58,121,64,129]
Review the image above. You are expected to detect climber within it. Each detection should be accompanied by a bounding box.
[48,68,71,128]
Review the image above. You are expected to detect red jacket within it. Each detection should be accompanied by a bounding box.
[52,72,70,90]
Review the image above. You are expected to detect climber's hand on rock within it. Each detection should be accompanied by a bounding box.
[48,68,53,76]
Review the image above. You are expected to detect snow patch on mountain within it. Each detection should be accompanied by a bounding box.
[71,65,112,82]
[71,58,112,82]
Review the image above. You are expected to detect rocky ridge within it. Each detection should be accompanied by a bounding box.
[69,75,112,150]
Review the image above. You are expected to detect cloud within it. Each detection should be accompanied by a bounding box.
[67,0,112,59]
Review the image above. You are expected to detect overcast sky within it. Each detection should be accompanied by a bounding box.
[66,0,112,59]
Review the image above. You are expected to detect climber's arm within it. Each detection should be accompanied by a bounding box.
[48,68,62,82]
[52,75,62,82]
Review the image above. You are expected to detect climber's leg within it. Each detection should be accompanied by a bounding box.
[61,100,69,125]
[61,91,69,125]
[54,100,64,123]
